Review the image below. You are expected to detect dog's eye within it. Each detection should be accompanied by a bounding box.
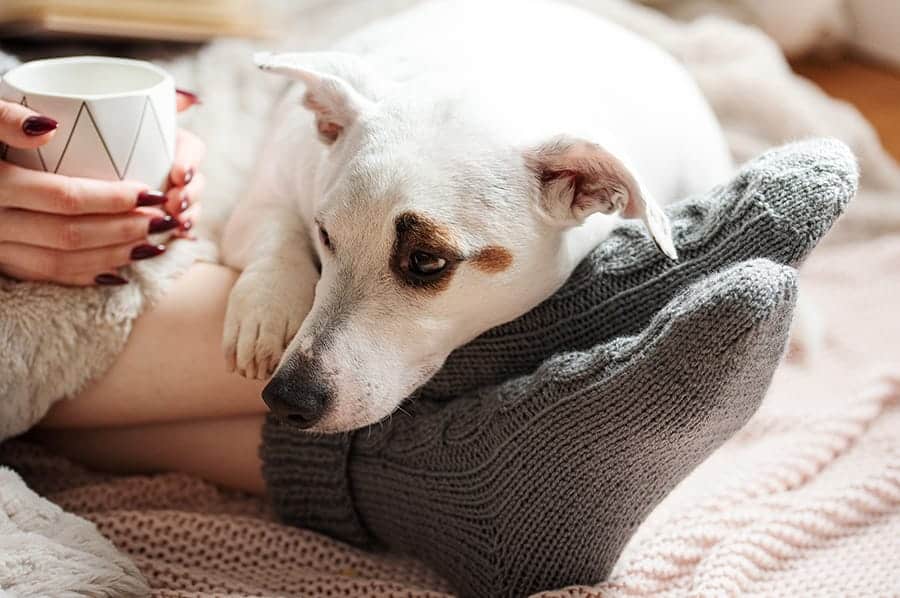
[318,224,332,251]
[409,251,447,276]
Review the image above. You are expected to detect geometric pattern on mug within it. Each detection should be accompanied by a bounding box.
[21,96,49,171]
[4,94,170,182]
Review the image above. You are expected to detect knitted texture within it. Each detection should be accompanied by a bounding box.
[263,432,369,546]
[590,238,900,597]
[260,139,856,596]
[421,138,857,399]
[600,375,900,598]
[2,237,898,598]
[264,259,797,597]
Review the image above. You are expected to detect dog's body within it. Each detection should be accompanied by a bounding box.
[223,0,732,432]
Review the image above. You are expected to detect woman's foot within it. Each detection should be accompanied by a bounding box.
[422,138,856,398]
[263,259,798,597]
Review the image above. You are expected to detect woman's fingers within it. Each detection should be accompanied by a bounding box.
[0,262,125,286]
[0,99,58,149]
[167,128,206,191]
[164,127,206,217]
[174,202,202,239]
[0,238,165,283]
[0,94,201,286]
[0,208,170,250]
[0,161,161,214]
[176,89,201,112]
[165,170,206,217]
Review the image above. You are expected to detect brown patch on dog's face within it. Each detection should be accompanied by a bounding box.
[471,245,513,273]
[390,211,463,294]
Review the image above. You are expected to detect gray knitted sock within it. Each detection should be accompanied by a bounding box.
[420,138,856,399]
[262,259,797,597]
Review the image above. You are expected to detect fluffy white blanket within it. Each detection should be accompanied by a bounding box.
[0,467,149,596]
[1,0,899,595]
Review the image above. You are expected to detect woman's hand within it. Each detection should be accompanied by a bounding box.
[0,90,205,286]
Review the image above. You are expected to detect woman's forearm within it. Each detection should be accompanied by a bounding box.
[40,262,269,428]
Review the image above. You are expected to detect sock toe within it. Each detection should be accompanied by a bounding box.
[738,138,858,197]
[515,259,797,407]
[738,138,858,249]
[660,258,798,334]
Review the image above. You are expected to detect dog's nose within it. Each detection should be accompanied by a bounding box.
[261,354,332,429]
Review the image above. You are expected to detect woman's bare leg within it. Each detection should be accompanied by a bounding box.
[40,262,270,429]
[32,415,267,494]
[34,262,287,493]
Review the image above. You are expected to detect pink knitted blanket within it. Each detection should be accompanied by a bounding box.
[588,237,900,597]
[4,237,899,597]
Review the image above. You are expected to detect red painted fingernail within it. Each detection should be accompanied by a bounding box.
[131,243,166,260]
[176,89,202,106]
[137,190,167,207]
[183,167,194,185]
[175,219,196,240]
[179,194,190,213]
[148,215,179,233]
[95,273,128,286]
[23,116,58,136]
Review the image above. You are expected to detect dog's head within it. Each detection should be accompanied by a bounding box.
[255,52,676,432]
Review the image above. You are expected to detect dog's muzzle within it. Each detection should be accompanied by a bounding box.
[262,353,332,429]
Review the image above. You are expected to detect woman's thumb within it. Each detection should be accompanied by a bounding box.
[0,99,58,149]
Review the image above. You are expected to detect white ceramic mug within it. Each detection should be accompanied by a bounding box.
[0,56,175,190]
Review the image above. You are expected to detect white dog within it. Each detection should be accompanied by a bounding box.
[222,0,732,432]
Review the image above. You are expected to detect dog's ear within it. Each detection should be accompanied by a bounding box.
[525,136,677,259]
[254,51,378,144]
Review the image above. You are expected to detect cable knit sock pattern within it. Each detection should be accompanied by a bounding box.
[262,259,798,597]
[420,138,856,399]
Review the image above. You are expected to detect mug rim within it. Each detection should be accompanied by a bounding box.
[1,56,172,100]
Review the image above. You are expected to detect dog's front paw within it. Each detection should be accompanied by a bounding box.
[223,269,310,380]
